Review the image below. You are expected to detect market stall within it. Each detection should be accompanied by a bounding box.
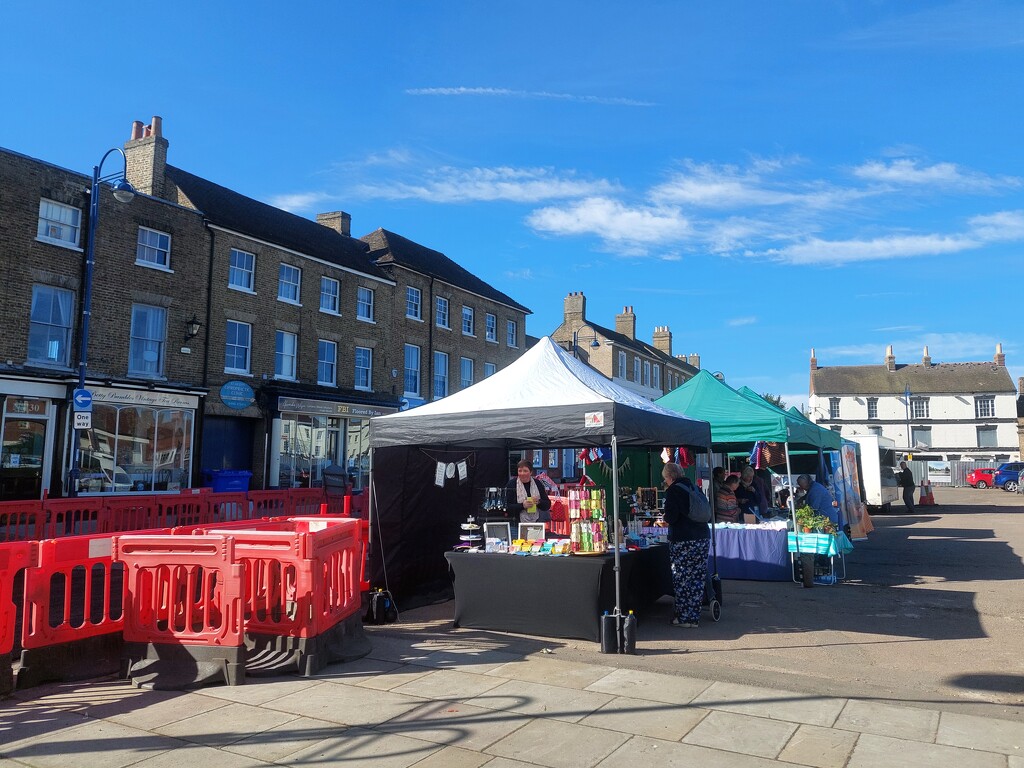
[367,337,712,623]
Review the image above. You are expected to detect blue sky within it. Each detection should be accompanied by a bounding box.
[3,1,1021,407]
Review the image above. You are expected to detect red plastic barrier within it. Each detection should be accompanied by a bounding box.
[40,498,103,539]
[20,535,126,651]
[1,541,36,655]
[0,501,44,542]
[207,492,250,522]
[158,495,213,529]
[113,534,244,648]
[348,494,366,519]
[98,495,165,534]
[248,490,290,519]
[289,488,325,517]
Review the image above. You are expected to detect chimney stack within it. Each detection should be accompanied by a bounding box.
[994,342,1006,367]
[810,347,818,372]
[124,115,168,199]
[922,346,931,366]
[564,292,586,323]
[615,306,636,340]
[652,326,672,356]
[316,211,352,237]
[687,353,701,369]
[885,344,896,372]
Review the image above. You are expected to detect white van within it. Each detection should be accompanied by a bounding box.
[847,434,901,513]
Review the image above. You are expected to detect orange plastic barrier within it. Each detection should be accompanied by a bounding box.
[248,490,290,519]
[0,501,44,542]
[289,488,326,516]
[40,498,102,539]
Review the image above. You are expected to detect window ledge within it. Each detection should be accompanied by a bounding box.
[127,373,168,382]
[273,376,298,382]
[224,369,253,377]
[406,315,424,322]
[355,386,373,392]
[485,338,498,345]
[277,298,302,307]
[437,325,452,332]
[317,381,337,388]
[319,308,342,317]
[356,317,376,324]
[25,359,73,370]
[35,236,83,252]
[463,333,477,339]
[229,285,257,296]
[135,261,174,274]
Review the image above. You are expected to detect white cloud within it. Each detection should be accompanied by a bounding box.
[838,1,1024,50]
[504,268,535,280]
[967,210,1024,241]
[267,191,336,212]
[852,159,1019,192]
[526,197,691,248]
[356,166,616,203]
[728,316,758,327]
[406,86,655,107]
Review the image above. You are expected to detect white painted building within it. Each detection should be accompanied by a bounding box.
[808,344,1018,463]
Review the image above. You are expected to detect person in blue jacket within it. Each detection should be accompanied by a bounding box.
[796,474,839,525]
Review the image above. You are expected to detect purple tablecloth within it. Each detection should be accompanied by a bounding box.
[709,525,791,581]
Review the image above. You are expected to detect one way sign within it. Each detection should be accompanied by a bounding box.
[72,388,93,412]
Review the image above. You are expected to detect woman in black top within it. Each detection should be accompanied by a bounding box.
[661,462,710,627]
[505,459,552,522]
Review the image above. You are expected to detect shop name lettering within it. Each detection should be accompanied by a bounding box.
[93,392,198,408]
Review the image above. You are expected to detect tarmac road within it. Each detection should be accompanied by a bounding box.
[393,485,1024,723]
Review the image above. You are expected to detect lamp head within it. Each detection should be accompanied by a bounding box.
[111,178,136,203]
[184,315,202,341]
[589,338,600,348]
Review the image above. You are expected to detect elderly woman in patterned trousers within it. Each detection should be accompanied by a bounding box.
[661,462,711,628]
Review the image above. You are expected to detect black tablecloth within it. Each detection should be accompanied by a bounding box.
[444,545,672,642]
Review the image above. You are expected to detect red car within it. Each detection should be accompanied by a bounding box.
[966,467,997,489]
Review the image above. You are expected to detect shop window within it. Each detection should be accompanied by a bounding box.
[356,286,374,321]
[37,199,81,247]
[911,398,929,419]
[128,305,166,377]
[404,344,421,396]
[28,284,74,366]
[486,313,497,342]
[136,227,171,269]
[975,396,995,419]
[436,297,450,328]
[278,264,301,304]
[462,306,475,336]
[483,362,496,378]
[829,398,840,419]
[320,277,340,314]
[867,397,878,419]
[229,248,255,291]
[460,357,473,389]
[406,287,422,320]
[275,331,297,380]
[355,346,372,390]
[433,351,448,398]
[225,320,251,374]
[317,340,336,386]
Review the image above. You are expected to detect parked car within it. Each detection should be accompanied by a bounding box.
[993,462,1024,492]
[965,467,997,489]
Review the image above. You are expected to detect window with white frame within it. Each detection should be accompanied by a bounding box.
[532,450,542,468]
[224,320,251,373]
[618,352,626,378]
[278,264,301,303]
[633,357,640,382]
[548,450,558,469]
[977,426,998,448]
[653,364,661,390]
[275,331,297,380]
[317,340,336,386]
[485,313,497,342]
[868,426,883,436]
[433,351,448,398]
[356,287,374,321]
[128,304,167,376]
[642,360,650,386]
[406,287,422,319]
[911,426,931,447]
[228,249,255,291]
[435,297,450,328]
[320,277,340,314]
[354,346,373,390]
[136,227,171,269]
[37,199,81,247]
[867,397,879,419]
[911,397,929,419]
[462,306,475,336]
[975,396,995,419]
[483,362,496,378]
[460,357,474,388]
[28,285,74,366]
[404,344,421,396]
[507,320,518,348]
[829,398,841,419]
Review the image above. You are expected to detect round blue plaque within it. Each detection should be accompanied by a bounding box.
[220,380,255,410]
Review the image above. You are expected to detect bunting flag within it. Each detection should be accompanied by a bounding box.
[749,441,764,469]
[661,447,672,464]
[677,446,694,468]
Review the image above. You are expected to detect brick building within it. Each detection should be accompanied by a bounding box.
[0,117,530,499]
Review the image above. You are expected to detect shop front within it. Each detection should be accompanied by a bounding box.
[71,386,203,495]
[271,395,397,491]
[0,377,66,501]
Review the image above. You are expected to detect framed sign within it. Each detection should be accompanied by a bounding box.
[484,522,512,552]
[518,523,546,542]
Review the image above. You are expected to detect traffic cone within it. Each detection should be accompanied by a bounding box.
[919,479,937,506]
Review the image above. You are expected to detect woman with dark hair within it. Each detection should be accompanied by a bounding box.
[506,459,552,522]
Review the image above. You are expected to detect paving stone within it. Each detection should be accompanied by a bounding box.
[352,664,437,691]
[1008,756,1024,768]
[691,680,846,727]
[280,726,440,767]
[481,759,544,768]
[418,648,526,674]
[682,709,797,759]
[3,719,185,768]
[154,701,298,747]
[378,699,529,752]
[847,732,1006,768]
[403,745,493,768]
[938,710,1024,755]
[596,735,786,767]
[312,655,403,683]
[777,723,860,768]
[267,680,423,727]
[365,635,439,665]
[132,743,274,767]
[222,716,347,762]
[585,668,712,706]
[0,702,90,752]
[390,669,507,701]
[467,679,614,723]
[485,718,629,768]
[578,695,709,741]
[487,657,617,690]
[97,688,227,730]
[190,675,326,706]
[835,699,939,742]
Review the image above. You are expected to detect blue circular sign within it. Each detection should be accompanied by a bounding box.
[220,380,255,410]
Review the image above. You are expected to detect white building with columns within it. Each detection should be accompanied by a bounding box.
[808,344,1018,463]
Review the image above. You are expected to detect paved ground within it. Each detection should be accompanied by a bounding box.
[1,487,1021,767]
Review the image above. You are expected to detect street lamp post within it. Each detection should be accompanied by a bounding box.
[67,149,136,497]
[571,325,600,359]
[904,383,912,453]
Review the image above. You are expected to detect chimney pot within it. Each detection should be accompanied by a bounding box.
[151,116,163,137]
[130,120,144,141]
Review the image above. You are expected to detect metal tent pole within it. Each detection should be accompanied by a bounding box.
[610,436,623,631]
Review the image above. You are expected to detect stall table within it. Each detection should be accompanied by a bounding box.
[445,545,672,642]
[711,524,791,581]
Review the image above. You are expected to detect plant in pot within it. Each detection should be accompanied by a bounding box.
[794,504,837,534]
